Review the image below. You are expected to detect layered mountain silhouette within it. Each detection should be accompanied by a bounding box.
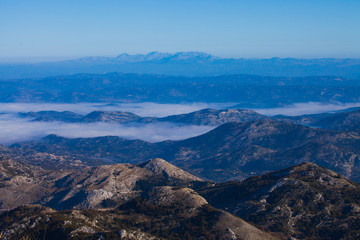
[1,52,360,79]
[19,107,360,132]
[11,118,360,182]
[19,108,267,125]
[1,73,359,106]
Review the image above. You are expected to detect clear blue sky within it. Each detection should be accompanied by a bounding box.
[1,0,359,61]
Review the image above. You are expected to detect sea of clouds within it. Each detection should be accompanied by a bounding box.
[0,101,359,145]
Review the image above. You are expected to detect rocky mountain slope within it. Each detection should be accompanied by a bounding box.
[0,144,93,170]
[0,157,66,210]
[0,157,277,240]
[0,158,204,211]
[13,119,360,182]
[0,196,277,240]
[198,163,360,239]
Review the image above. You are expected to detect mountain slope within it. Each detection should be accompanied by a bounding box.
[13,119,360,182]
[0,197,278,240]
[0,157,66,210]
[316,109,360,131]
[199,163,360,239]
[0,158,204,211]
[158,108,267,125]
[0,157,278,240]
[163,119,360,181]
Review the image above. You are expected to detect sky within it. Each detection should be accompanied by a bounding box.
[1,0,360,61]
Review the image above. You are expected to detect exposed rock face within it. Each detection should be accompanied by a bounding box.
[0,158,204,211]
[148,186,208,209]
[199,163,360,239]
[0,205,163,240]
[0,159,278,240]
[0,195,278,240]
[0,157,66,210]
[139,158,202,182]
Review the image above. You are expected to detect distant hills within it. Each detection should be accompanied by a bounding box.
[0,73,360,106]
[1,52,360,79]
[11,117,360,182]
[19,108,267,126]
[17,107,360,131]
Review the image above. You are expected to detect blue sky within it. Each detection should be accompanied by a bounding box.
[1,0,359,61]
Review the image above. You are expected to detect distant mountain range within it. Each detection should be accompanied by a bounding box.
[11,116,360,182]
[0,72,359,106]
[1,52,360,79]
[19,108,267,126]
[17,107,360,131]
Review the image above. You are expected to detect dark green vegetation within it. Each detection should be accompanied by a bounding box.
[0,73,359,106]
[199,163,360,240]
[12,119,360,182]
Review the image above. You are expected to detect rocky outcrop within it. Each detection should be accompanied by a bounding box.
[0,158,204,211]
[199,163,360,239]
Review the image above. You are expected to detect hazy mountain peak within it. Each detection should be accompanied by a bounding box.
[112,51,216,63]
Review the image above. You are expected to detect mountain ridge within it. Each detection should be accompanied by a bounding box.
[1,52,360,79]
[199,162,360,239]
[11,119,360,182]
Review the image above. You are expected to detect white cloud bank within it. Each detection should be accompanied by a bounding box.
[0,114,214,145]
[1,101,360,145]
[0,102,232,117]
[254,102,360,116]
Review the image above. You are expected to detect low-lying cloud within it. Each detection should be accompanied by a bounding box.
[254,102,360,116]
[0,102,232,117]
[0,114,215,145]
[1,101,360,145]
